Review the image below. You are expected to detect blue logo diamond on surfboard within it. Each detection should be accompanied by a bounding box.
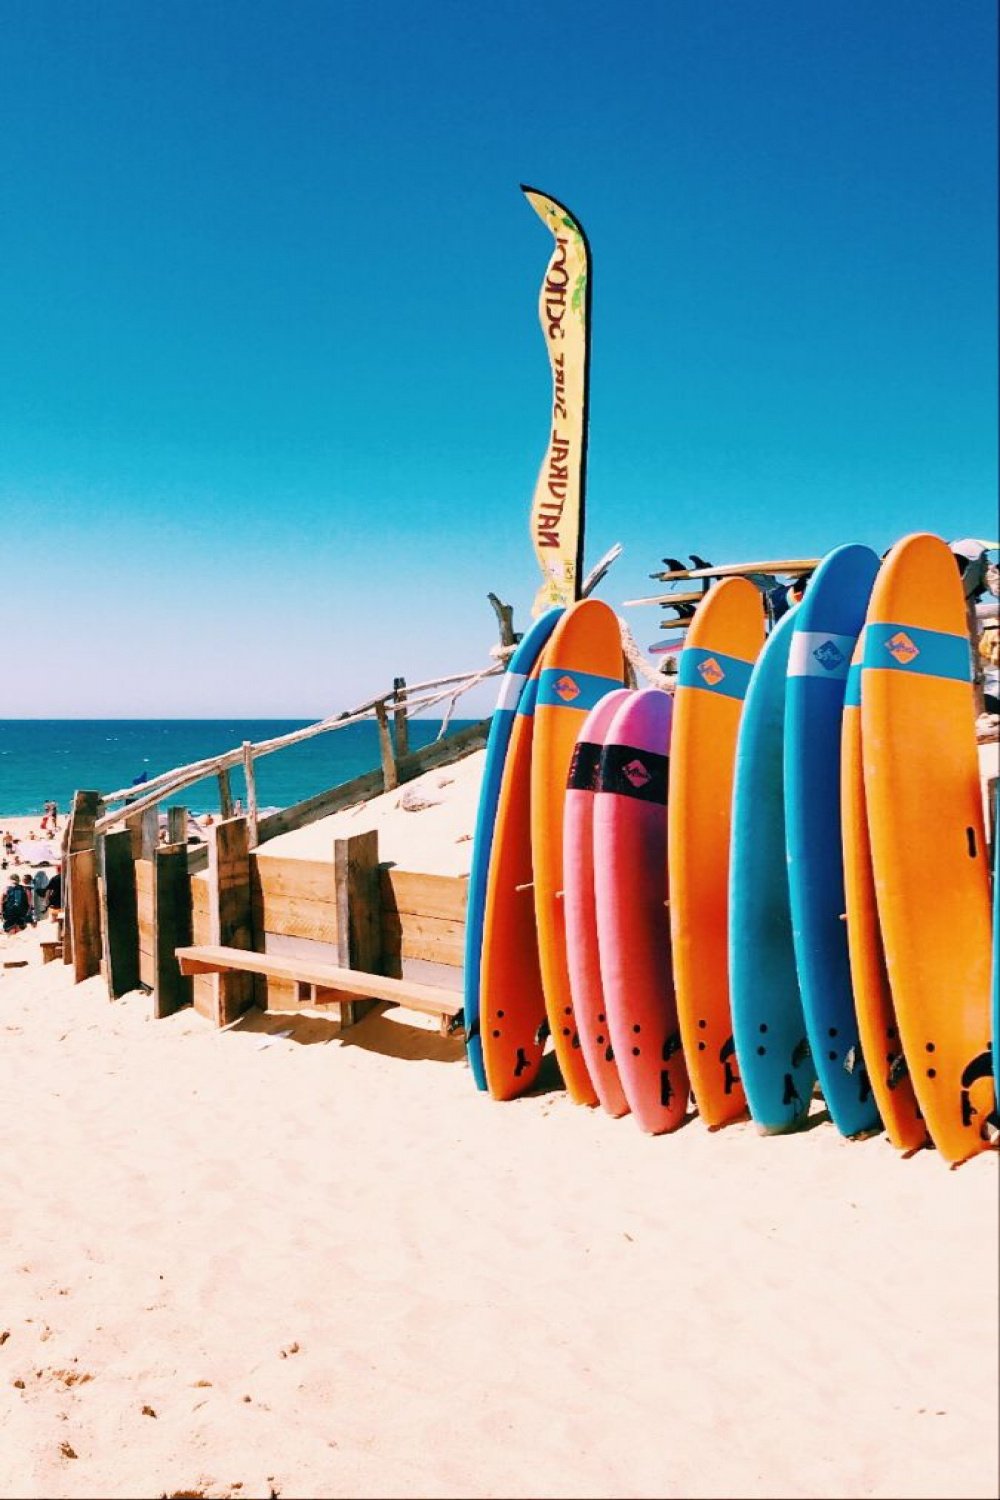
[812,639,845,672]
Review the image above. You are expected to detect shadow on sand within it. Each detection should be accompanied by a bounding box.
[228,1002,466,1066]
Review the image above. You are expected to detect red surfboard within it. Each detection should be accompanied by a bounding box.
[594,688,689,1133]
[564,688,633,1117]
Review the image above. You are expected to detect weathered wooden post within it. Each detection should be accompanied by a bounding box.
[125,810,144,859]
[99,828,140,998]
[218,767,235,819]
[333,828,382,1027]
[392,676,410,761]
[374,700,398,792]
[204,815,254,1027]
[140,806,159,860]
[62,790,102,971]
[167,805,188,845]
[241,742,259,849]
[69,847,101,982]
[152,843,193,1018]
[487,591,517,651]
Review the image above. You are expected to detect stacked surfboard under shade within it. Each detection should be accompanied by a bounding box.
[842,635,928,1154]
[530,600,626,1106]
[593,688,687,1133]
[463,608,562,1089]
[479,641,551,1102]
[785,544,882,1139]
[729,609,817,1132]
[668,578,764,1128]
[468,537,997,1162]
[479,598,625,1102]
[564,689,633,1117]
[860,532,995,1164]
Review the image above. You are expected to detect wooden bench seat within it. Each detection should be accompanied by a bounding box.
[175,944,464,1034]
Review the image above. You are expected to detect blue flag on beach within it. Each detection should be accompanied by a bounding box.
[123,769,148,807]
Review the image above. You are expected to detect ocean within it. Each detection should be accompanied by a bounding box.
[0,719,478,818]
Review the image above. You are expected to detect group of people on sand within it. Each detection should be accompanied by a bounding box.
[2,867,61,935]
[1,799,64,936]
[4,831,44,867]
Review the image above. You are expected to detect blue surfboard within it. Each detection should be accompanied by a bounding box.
[785,544,882,1138]
[463,608,562,1088]
[730,609,816,1131]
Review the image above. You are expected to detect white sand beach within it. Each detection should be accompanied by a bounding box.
[1,830,997,1500]
[1,724,997,1500]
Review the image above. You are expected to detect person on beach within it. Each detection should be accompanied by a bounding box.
[2,874,33,934]
[31,869,50,922]
[46,867,63,915]
[949,537,992,600]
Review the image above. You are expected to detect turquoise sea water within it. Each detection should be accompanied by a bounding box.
[0,720,476,818]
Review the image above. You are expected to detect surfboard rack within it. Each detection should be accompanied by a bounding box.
[647,557,819,584]
[622,590,708,608]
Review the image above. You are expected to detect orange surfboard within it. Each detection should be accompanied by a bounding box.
[531,599,626,1105]
[480,655,548,1100]
[861,533,995,1163]
[668,578,764,1127]
[841,636,928,1153]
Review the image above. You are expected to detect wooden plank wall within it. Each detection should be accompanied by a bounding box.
[251,853,467,1012]
[136,858,154,989]
[152,845,193,1018]
[250,855,339,1011]
[190,873,213,1016]
[380,869,465,973]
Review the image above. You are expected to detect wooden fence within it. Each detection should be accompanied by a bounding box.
[59,711,486,1028]
[52,564,631,1026]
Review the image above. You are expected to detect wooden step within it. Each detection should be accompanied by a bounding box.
[175,944,463,1030]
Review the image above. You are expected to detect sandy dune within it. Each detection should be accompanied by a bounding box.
[0,925,996,1500]
[258,749,486,877]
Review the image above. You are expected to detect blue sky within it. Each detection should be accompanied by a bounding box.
[2,0,995,716]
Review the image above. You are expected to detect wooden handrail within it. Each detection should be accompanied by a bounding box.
[95,661,503,832]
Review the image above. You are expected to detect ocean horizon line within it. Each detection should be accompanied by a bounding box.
[0,717,479,817]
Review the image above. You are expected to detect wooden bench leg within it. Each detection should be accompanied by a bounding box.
[334,831,382,1030]
[306,984,375,1028]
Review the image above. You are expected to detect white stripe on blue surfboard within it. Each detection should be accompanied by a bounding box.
[495,671,528,712]
[787,630,855,681]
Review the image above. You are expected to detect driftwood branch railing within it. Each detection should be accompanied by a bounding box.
[89,553,630,842]
[93,662,503,837]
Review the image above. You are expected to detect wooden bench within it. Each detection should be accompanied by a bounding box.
[40,939,63,964]
[175,944,464,1035]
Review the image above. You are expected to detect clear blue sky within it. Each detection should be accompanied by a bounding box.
[2,0,995,716]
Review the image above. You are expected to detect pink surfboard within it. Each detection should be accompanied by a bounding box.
[594,688,688,1133]
[564,688,633,1118]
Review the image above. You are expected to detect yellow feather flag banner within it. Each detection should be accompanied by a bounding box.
[522,185,591,616]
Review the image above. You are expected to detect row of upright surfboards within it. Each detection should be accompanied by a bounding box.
[464,532,999,1165]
